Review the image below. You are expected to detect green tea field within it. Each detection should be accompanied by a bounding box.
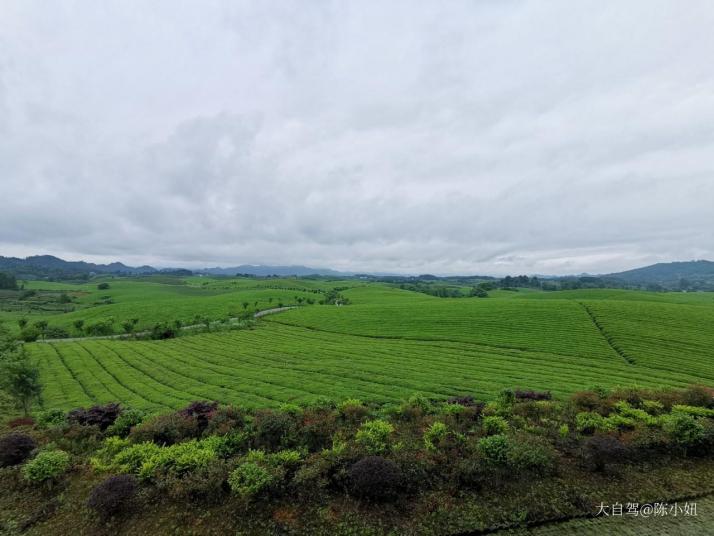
[18,278,714,412]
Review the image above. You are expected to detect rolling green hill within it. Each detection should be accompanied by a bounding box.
[16,278,714,412]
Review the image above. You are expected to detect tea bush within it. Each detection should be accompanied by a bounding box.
[347,456,402,502]
[355,420,394,455]
[22,450,70,483]
[87,474,138,519]
[0,433,37,467]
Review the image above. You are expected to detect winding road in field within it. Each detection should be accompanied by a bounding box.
[36,306,297,343]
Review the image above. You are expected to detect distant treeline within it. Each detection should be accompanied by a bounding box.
[0,272,19,290]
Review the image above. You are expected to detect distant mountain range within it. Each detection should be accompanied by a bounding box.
[0,255,349,279]
[196,265,350,277]
[603,260,714,289]
[1,255,714,289]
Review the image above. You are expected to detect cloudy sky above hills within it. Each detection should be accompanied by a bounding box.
[1,0,713,275]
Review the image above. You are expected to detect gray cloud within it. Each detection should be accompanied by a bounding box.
[1,0,714,275]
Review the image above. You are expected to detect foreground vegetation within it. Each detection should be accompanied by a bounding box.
[1,385,713,535]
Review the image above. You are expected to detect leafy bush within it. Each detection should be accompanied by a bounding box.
[68,403,121,431]
[108,437,225,480]
[514,389,552,401]
[204,405,246,436]
[157,458,229,502]
[642,399,665,415]
[150,323,178,340]
[0,432,37,467]
[575,412,607,434]
[614,401,657,425]
[22,450,70,483]
[482,416,509,436]
[680,385,713,408]
[347,456,402,502]
[477,434,510,466]
[97,282,110,290]
[228,462,277,500]
[399,393,431,418]
[252,409,298,450]
[44,326,70,339]
[300,407,338,452]
[570,390,602,412]
[507,436,556,475]
[662,414,705,450]
[178,401,218,432]
[355,419,394,454]
[441,403,466,417]
[423,422,449,451]
[87,475,138,519]
[498,389,516,407]
[36,409,66,428]
[292,453,335,495]
[106,408,146,437]
[19,327,41,342]
[671,405,714,418]
[130,413,199,445]
[558,424,570,440]
[85,320,114,336]
[581,435,628,472]
[339,399,368,423]
[604,414,637,431]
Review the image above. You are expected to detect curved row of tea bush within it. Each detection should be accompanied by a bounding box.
[27,321,709,412]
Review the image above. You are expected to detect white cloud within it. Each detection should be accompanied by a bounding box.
[1,0,714,275]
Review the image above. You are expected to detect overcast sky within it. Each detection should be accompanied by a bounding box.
[2,1,714,275]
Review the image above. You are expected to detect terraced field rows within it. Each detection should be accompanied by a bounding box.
[584,300,714,384]
[28,319,707,412]
[267,297,619,360]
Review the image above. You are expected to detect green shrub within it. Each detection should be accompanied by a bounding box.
[604,414,637,431]
[35,409,66,428]
[355,419,394,454]
[575,412,607,434]
[19,327,41,342]
[106,408,146,437]
[506,436,556,475]
[498,389,515,407]
[157,458,229,502]
[252,409,298,450]
[269,449,303,468]
[130,413,199,445]
[228,462,277,499]
[90,436,131,472]
[662,414,705,450]
[398,393,431,418]
[204,405,246,436]
[477,434,510,466]
[680,385,713,408]
[441,403,466,417]
[299,407,338,452]
[482,416,509,436]
[292,453,334,494]
[642,399,665,415]
[423,422,448,451]
[671,405,714,418]
[278,403,303,416]
[339,399,369,423]
[614,401,657,425]
[22,450,70,483]
[558,424,570,439]
[111,441,162,474]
